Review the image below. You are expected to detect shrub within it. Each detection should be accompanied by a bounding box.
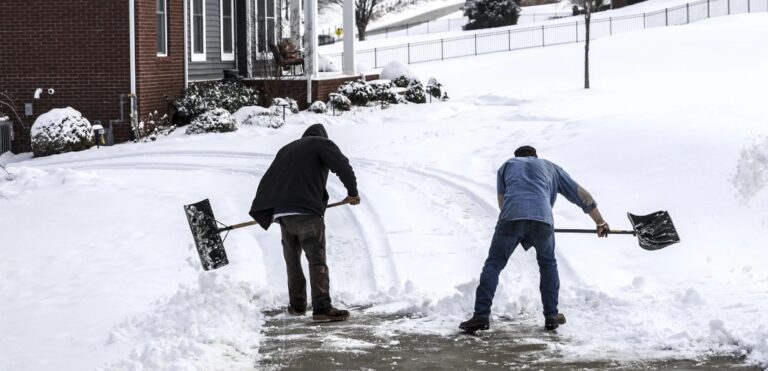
[173,81,258,125]
[392,76,412,88]
[405,81,427,104]
[138,111,175,142]
[373,82,399,104]
[464,0,520,30]
[309,101,328,114]
[232,106,285,128]
[271,97,299,114]
[336,80,375,106]
[185,108,238,134]
[328,94,351,112]
[31,107,94,157]
[426,77,445,99]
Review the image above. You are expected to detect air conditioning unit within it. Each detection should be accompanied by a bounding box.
[0,118,12,154]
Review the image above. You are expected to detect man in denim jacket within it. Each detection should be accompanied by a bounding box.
[460,145,610,332]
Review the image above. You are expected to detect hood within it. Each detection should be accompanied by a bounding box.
[302,124,328,139]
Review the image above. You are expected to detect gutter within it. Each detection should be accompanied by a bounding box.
[129,0,137,96]
[184,0,189,87]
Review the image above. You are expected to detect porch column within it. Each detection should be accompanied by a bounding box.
[304,0,319,103]
[290,0,302,46]
[342,0,356,74]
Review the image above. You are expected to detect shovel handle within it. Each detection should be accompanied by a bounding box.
[217,200,351,233]
[555,228,636,235]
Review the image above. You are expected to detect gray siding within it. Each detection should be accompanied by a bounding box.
[189,0,237,81]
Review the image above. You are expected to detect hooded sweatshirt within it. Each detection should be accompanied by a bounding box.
[249,124,358,230]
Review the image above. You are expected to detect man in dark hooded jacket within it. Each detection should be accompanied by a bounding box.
[250,123,360,321]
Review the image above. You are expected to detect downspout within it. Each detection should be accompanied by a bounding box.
[128,0,140,140]
[184,0,189,87]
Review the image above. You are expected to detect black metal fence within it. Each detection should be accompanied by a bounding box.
[324,0,768,68]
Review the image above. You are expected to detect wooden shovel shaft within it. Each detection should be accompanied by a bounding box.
[216,199,351,233]
[555,228,636,235]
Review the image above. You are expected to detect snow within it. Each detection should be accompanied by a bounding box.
[380,60,416,80]
[2,13,768,370]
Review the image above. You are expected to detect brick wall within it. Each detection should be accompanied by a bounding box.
[135,0,185,124]
[0,1,132,153]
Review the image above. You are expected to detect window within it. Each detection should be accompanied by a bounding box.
[257,0,276,53]
[220,0,235,60]
[157,0,168,56]
[191,0,206,61]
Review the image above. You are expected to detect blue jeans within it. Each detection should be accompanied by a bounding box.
[473,219,559,319]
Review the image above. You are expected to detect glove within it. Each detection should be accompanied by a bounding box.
[345,195,361,205]
[597,222,610,238]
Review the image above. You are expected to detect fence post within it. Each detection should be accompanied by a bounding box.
[748,0,750,12]
[427,21,430,33]
[665,8,669,25]
[643,12,646,28]
[728,0,730,14]
[474,33,478,55]
[541,25,545,46]
[374,48,378,68]
[441,38,444,60]
[707,0,710,18]
[508,29,512,50]
[575,21,579,42]
[407,43,411,63]
[686,3,690,23]
[610,17,613,35]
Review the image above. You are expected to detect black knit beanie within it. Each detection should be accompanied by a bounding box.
[514,145,538,158]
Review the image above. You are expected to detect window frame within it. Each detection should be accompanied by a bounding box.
[220,0,235,61]
[190,0,207,62]
[157,0,168,57]
[256,0,277,54]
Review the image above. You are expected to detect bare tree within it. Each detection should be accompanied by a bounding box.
[578,0,605,89]
[330,0,380,41]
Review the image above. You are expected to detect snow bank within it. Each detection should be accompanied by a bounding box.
[232,106,285,128]
[380,61,415,80]
[99,271,268,370]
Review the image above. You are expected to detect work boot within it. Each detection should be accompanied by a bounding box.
[545,313,566,330]
[312,307,350,322]
[287,305,306,316]
[459,316,490,333]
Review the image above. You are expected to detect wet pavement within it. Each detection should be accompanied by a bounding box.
[257,309,759,370]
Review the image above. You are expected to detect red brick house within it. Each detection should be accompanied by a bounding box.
[0,0,264,153]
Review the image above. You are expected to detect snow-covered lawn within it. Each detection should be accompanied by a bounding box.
[2,13,768,371]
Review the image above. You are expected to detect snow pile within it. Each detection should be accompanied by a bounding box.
[186,108,238,135]
[232,106,285,128]
[733,136,768,201]
[99,271,268,370]
[309,101,328,113]
[379,61,415,81]
[30,107,93,157]
[319,55,341,72]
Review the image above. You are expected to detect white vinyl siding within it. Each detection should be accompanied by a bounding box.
[157,0,168,56]
[191,0,207,61]
[220,0,235,60]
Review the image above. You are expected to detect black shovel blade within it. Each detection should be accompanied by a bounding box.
[627,211,680,251]
[184,199,229,270]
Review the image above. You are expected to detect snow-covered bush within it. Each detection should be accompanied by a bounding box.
[319,55,340,72]
[232,106,285,128]
[139,111,175,142]
[426,77,445,100]
[270,97,299,115]
[373,82,400,104]
[173,82,258,125]
[328,94,351,112]
[392,75,415,88]
[31,107,94,157]
[405,80,427,104]
[380,61,415,81]
[336,80,376,106]
[185,108,238,135]
[464,0,521,30]
[309,101,328,114]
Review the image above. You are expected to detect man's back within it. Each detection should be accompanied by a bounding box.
[497,157,595,226]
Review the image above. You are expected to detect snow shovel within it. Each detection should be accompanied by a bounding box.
[555,211,680,251]
[184,198,351,271]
